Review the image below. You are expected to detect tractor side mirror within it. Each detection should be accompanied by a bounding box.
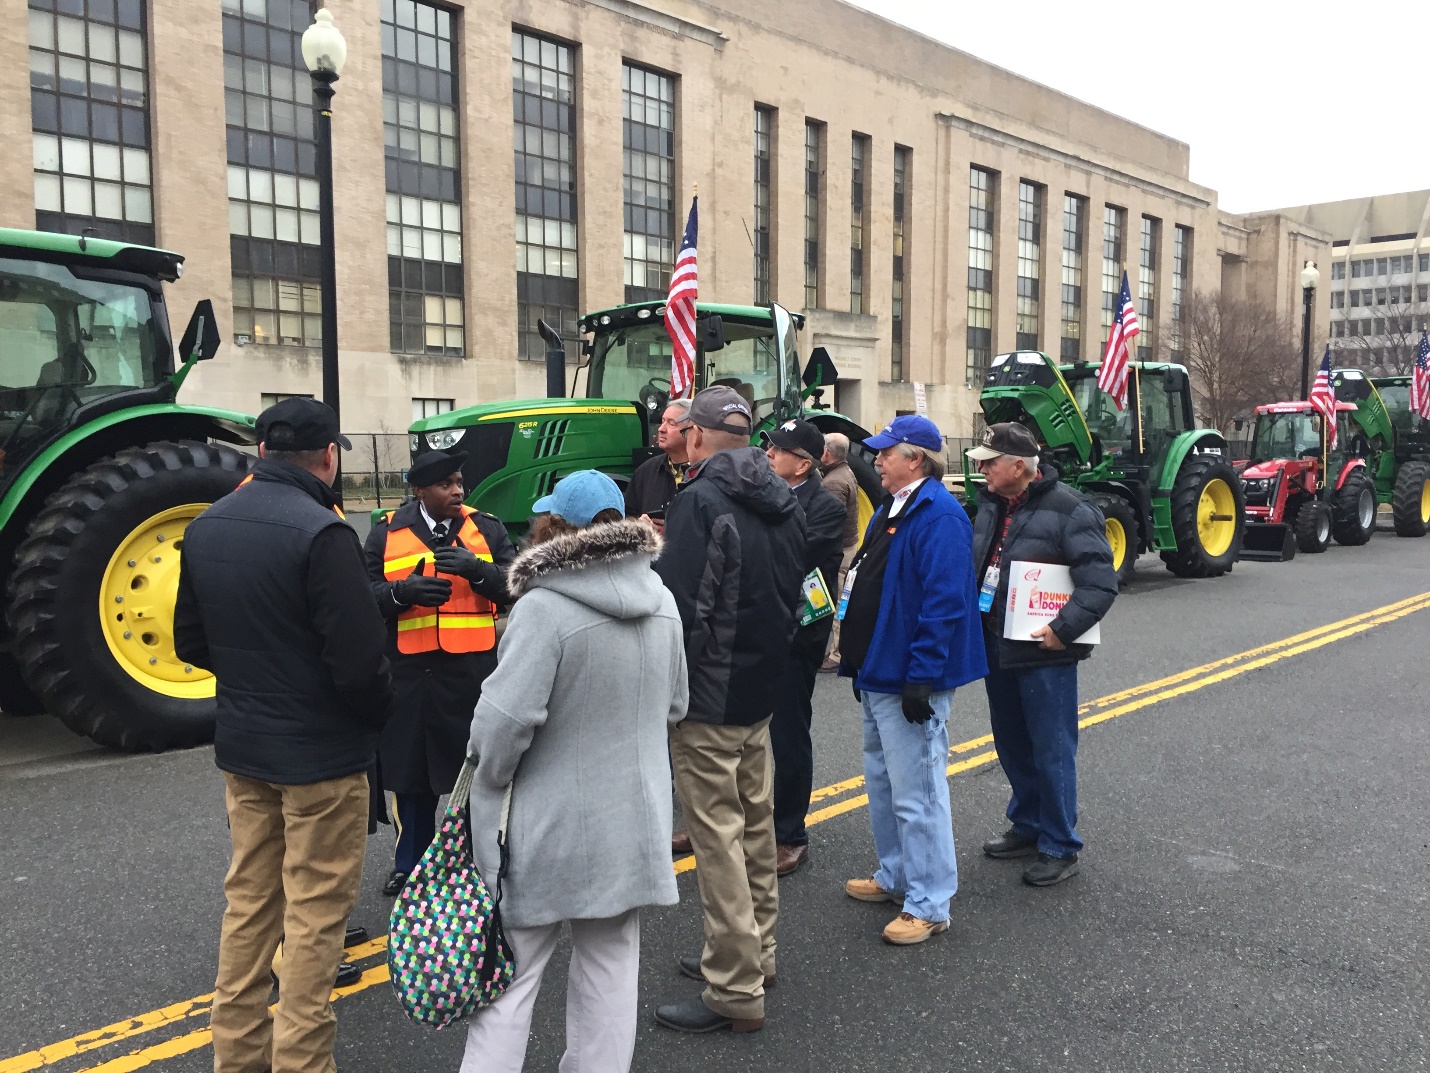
[803,345,839,388]
[1162,367,1188,395]
[179,300,221,362]
[701,315,725,353]
[1232,417,1245,433]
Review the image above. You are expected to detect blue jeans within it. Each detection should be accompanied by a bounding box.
[983,650,1082,859]
[861,688,958,922]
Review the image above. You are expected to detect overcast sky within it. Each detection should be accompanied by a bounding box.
[854,0,1430,214]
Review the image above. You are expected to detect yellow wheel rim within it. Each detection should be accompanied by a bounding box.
[99,504,216,699]
[856,488,875,543]
[1421,480,1430,524]
[1196,479,1237,558]
[1105,516,1127,571]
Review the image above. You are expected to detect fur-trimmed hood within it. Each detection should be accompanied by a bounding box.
[506,518,665,619]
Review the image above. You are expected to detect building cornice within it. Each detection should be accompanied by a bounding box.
[937,112,1210,211]
[577,0,727,48]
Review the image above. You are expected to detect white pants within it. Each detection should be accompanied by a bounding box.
[458,909,641,1073]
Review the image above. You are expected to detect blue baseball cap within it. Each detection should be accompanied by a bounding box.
[863,414,943,451]
[532,469,625,526]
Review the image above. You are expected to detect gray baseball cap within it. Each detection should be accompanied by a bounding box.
[688,386,753,435]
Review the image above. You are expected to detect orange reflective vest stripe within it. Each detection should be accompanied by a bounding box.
[382,507,497,655]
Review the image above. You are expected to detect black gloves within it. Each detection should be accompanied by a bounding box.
[901,682,934,725]
[392,560,451,608]
[433,544,486,582]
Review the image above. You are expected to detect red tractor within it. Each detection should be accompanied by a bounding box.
[1238,400,1381,560]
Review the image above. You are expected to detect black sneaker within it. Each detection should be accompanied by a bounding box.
[1022,853,1079,886]
[982,830,1038,859]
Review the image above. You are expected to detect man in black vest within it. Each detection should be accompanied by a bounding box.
[175,397,394,1073]
[363,450,516,896]
[763,419,848,876]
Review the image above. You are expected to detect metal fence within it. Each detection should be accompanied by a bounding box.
[340,433,412,507]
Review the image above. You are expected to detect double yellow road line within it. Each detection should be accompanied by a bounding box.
[7,590,1430,1073]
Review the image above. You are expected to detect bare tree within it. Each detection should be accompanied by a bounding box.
[1332,284,1430,374]
[1178,290,1302,432]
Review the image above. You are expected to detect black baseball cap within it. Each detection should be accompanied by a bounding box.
[966,422,1040,461]
[256,397,351,451]
[764,418,826,461]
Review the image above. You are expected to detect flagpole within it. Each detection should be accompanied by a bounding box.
[1124,263,1145,458]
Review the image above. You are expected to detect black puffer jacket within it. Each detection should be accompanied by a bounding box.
[656,446,806,726]
[972,465,1117,669]
[175,460,393,784]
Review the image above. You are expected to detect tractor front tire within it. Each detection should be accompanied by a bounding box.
[1390,460,1430,537]
[1160,458,1244,578]
[1331,470,1376,546]
[1091,493,1138,587]
[1293,500,1332,554]
[5,441,251,751]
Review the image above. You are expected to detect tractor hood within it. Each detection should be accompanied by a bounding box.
[1240,459,1294,481]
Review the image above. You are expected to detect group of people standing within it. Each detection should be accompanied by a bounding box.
[173,389,1116,1073]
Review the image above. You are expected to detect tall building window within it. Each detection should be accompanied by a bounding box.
[1170,225,1192,360]
[513,31,576,361]
[1138,216,1159,359]
[1015,180,1042,352]
[891,146,910,382]
[225,0,321,348]
[967,166,995,382]
[383,2,462,356]
[1101,205,1125,339]
[1060,194,1086,361]
[411,396,453,421]
[804,121,822,310]
[752,105,773,304]
[622,63,674,303]
[849,134,869,314]
[30,0,153,245]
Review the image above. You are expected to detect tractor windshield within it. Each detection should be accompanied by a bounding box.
[1068,372,1133,456]
[1375,383,1417,433]
[0,256,164,472]
[1250,412,1322,464]
[586,318,785,427]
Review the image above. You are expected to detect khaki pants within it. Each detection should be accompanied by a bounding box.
[826,543,858,662]
[211,771,369,1073]
[669,718,778,1021]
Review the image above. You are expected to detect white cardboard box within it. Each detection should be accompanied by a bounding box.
[1003,561,1100,644]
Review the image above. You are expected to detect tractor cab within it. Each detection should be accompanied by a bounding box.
[0,231,206,484]
[1061,361,1194,477]
[579,301,807,443]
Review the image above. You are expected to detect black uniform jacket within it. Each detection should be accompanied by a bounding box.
[362,499,516,796]
[791,470,849,662]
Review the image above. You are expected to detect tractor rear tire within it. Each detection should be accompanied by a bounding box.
[1160,457,1244,578]
[0,651,45,715]
[1293,500,1332,553]
[1390,460,1430,537]
[5,441,251,751]
[1331,470,1376,546]
[1091,493,1138,587]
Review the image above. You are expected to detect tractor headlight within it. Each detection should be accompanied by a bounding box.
[408,434,421,453]
[425,429,462,450]
[1243,478,1266,491]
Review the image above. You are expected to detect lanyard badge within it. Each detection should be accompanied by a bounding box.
[978,564,1000,613]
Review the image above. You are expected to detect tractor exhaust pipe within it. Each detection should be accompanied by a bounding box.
[1239,522,1296,562]
[538,318,566,399]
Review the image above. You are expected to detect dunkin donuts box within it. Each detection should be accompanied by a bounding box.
[1003,561,1100,645]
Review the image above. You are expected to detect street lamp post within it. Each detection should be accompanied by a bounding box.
[301,9,347,488]
[1298,260,1320,398]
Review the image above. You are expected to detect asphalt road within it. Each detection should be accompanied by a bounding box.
[2,525,1428,1073]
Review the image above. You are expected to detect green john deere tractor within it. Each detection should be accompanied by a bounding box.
[966,351,1245,584]
[405,301,883,535]
[0,228,257,749]
[1333,367,1430,537]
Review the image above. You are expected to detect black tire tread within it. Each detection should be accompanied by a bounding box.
[1330,469,1376,546]
[1293,500,1332,554]
[5,440,250,751]
[1160,457,1245,579]
[1090,493,1138,587]
[1390,460,1430,538]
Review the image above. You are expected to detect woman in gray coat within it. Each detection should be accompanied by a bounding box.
[460,470,687,1073]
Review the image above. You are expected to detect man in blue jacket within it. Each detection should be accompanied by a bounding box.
[838,415,987,945]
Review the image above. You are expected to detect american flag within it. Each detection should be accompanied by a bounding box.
[1096,271,1140,410]
[1412,330,1430,420]
[1309,344,1338,451]
[665,196,698,398]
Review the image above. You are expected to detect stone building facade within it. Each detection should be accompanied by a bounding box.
[6,0,1329,436]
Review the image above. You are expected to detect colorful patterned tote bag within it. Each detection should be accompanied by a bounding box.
[388,756,516,1027]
